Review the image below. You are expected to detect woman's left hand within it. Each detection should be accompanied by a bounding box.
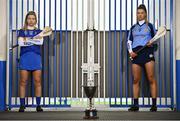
[147,40,153,47]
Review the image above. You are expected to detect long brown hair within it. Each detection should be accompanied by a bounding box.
[23,11,37,30]
[137,4,148,24]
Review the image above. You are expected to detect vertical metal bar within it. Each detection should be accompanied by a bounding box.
[114,0,117,105]
[54,0,57,106]
[142,68,144,106]
[65,0,68,104]
[59,0,63,105]
[81,0,84,101]
[129,0,133,103]
[164,0,167,106]
[7,0,13,109]
[43,0,46,106]
[98,0,101,101]
[76,0,79,98]
[170,0,174,109]
[153,0,155,25]
[125,0,128,106]
[159,0,162,106]
[31,0,34,107]
[70,0,73,99]
[108,0,112,105]
[148,0,151,106]
[38,0,40,28]
[48,0,51,105]
[141,3,145,103]
[137,0,139,6]
[130,0,133,105]
[21,0,24,105]
[32,75,35,106]
[27,0,29,11]
[22,0,24,27]
[48,0,51,106]
[15,0,19,106]
[119,0,122,105]
[103,0,106,102]
[33,0,35,11]
[152,0,155,107]
[148,0,150,21]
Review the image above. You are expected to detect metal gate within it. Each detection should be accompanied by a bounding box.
[6,0,175,109]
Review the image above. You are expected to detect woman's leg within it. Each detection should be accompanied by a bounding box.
[145,61,157,111]
[128,64,142,111]
[19,70,29,112]
[32,70,43,111]
[33,70,42,97]
[19,70,29,104]
[132,64,142,100]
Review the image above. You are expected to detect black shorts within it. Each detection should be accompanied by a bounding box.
[132,46,155,65]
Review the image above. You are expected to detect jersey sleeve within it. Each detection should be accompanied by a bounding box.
[127,26,135,53]
[148,23,156,38]
[127,27,133,41]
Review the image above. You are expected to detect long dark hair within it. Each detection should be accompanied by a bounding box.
[23,11,37,30]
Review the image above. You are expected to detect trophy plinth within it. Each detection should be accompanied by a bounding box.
[83,86,99,119]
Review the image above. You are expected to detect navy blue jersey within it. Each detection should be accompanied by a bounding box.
[18,29,42,56]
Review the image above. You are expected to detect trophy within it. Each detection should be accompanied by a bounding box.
[83,86,99,119]
[81,0,100,119]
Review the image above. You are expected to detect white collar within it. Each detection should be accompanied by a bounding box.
[27,26,35,30]
[138,20,145,25]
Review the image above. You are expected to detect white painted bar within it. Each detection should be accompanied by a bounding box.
[5,0,10,106]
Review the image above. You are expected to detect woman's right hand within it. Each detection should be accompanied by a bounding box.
[129,52,137,58]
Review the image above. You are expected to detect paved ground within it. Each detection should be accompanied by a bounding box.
[0,110,180,120]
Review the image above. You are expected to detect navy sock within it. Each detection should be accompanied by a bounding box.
[134,98,139,106]
[36,97,41,106]
[152,98,157,106]
[20,98,25,106]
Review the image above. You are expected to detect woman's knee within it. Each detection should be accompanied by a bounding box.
[20,79,27,86]
[34,78,41,87]
[148,75,156,84]
[147,75,155,82]
[133,78,140,85]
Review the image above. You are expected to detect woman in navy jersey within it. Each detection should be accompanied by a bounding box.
[127,4,157,112]
[18,11,44,112]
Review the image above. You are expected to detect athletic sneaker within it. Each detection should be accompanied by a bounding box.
[128,105,139,112]
[19,105,25,112]
[150,105,157,112]
[36,106,43,112]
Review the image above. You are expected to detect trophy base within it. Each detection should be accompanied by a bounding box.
[83,109,99,119]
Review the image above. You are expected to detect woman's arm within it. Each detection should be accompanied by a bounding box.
[127,40,133,53]
[127,26,137,58]
[18,37,43,46]
[18,37,33,46]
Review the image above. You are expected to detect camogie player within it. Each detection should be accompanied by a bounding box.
[18,11,44,112]
[127,4,157,112]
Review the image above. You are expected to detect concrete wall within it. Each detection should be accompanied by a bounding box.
[175,0,180,111]
[0,0,7,60]
[175,0,180,59]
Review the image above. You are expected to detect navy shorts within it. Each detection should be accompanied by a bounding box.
[19,52,42,71]
[132,46,155,65]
